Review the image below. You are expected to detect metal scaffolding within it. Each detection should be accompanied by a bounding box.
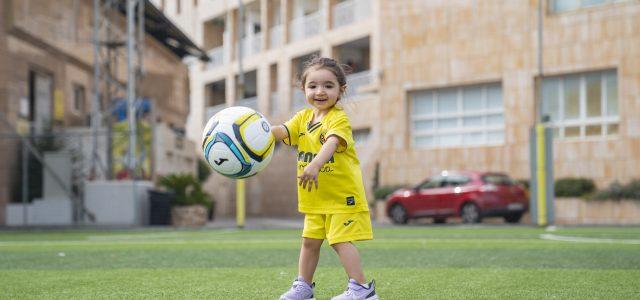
[91,0,144,180]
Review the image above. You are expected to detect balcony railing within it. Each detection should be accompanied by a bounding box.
[346,70,372,98]
[206,46,225,68]
[206,32,230,69]
[237,32,262,59]
[270,92,280,115]
[269,25,283,49]
[237,96,258,110]
[290,11,324,42]
[292,89,306,112]
[332,0,371,28]
[253,32,262,55]
[206,103,226,121]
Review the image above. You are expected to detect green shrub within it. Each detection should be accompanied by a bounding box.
[373,185,405,201]
[158,173,212,207]
[515,179,530,191]
[197,158,212,183]
[554,178,595,197]
[593,179,640,200]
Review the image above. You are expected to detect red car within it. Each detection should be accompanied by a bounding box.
[385,171,528,224]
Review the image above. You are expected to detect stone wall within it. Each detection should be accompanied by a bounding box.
[555,198,640,225]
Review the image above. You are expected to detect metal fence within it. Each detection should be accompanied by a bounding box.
[0,113,149,226]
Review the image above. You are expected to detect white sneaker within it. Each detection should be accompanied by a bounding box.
[331,279,378,300]
[280,276,315,300]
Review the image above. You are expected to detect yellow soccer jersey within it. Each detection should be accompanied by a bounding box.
[283,106,369,214]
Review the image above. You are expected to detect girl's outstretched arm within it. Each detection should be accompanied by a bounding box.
[271,125,288,142]
[298,135,342,191]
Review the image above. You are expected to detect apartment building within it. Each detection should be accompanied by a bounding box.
[155,0,379,217]
[0,0,204,224]
[158,0,640,218]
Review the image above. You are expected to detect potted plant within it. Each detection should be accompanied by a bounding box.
[158,173,212,227]
[197,158,216,221]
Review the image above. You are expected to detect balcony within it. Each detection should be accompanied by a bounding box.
[270,92,279,115]
[206,103,226,121]
[206,46,225,68]
[290,10,324,42]
[269,24,283,48]
[236,96,258,110]
[292,89,306,112]
[237,33,262,58]
[346,70,372,98]
[332,0,371,28]
[205,31,229,69]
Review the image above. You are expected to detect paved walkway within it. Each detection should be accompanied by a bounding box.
[0,216,532,231]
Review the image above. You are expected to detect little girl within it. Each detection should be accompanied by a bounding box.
[271,57,378,300]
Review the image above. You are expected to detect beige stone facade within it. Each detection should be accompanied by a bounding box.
[0,0,194,224]
[158,0,640,219]
[378,0,640,190]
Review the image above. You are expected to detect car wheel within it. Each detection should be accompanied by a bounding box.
[461,203,481,223]
[433,218,447,224]
[504,213,523,223]
[389,203,408,224]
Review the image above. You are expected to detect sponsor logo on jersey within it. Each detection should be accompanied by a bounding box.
[346,196,355,206]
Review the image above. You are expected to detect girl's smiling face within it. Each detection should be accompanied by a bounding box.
[303,67,345,113]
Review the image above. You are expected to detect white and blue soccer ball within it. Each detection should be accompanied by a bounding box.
[202,106,275,179]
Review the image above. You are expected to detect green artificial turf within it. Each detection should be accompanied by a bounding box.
[1,226,639,299]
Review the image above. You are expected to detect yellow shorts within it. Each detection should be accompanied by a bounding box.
[302,211,373,245]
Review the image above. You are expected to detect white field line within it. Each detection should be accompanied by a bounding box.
[540,234,640,245]
[86,230,237,241]
[0,239,297,247]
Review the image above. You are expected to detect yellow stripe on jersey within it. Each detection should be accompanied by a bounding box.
[233,112,275,162]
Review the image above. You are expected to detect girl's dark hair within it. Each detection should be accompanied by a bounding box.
[299,56,351,94]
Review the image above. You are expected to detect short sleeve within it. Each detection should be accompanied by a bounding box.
[326,115,354,153]
[282,111,303,146]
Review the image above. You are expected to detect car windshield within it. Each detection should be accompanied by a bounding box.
[416,176,445,189]
[482,174,513,185]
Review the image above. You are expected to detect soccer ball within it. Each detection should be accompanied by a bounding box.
[202,106,275,179]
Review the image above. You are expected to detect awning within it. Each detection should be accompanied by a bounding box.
[117,0,209,62]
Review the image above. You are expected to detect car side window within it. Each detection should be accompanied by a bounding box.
[482,174,513,186]
[445,175,471,187]
[418,176,445,189]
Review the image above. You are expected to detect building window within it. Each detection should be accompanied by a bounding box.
[551,0,631,13]
[353,128,371,146]
[541,70,618,138]
[410,83,504,148]
[72,84,86,114]
[177,0,181,14]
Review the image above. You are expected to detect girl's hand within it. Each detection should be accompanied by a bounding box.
[298,163,320,191]
[297,135,340,192]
